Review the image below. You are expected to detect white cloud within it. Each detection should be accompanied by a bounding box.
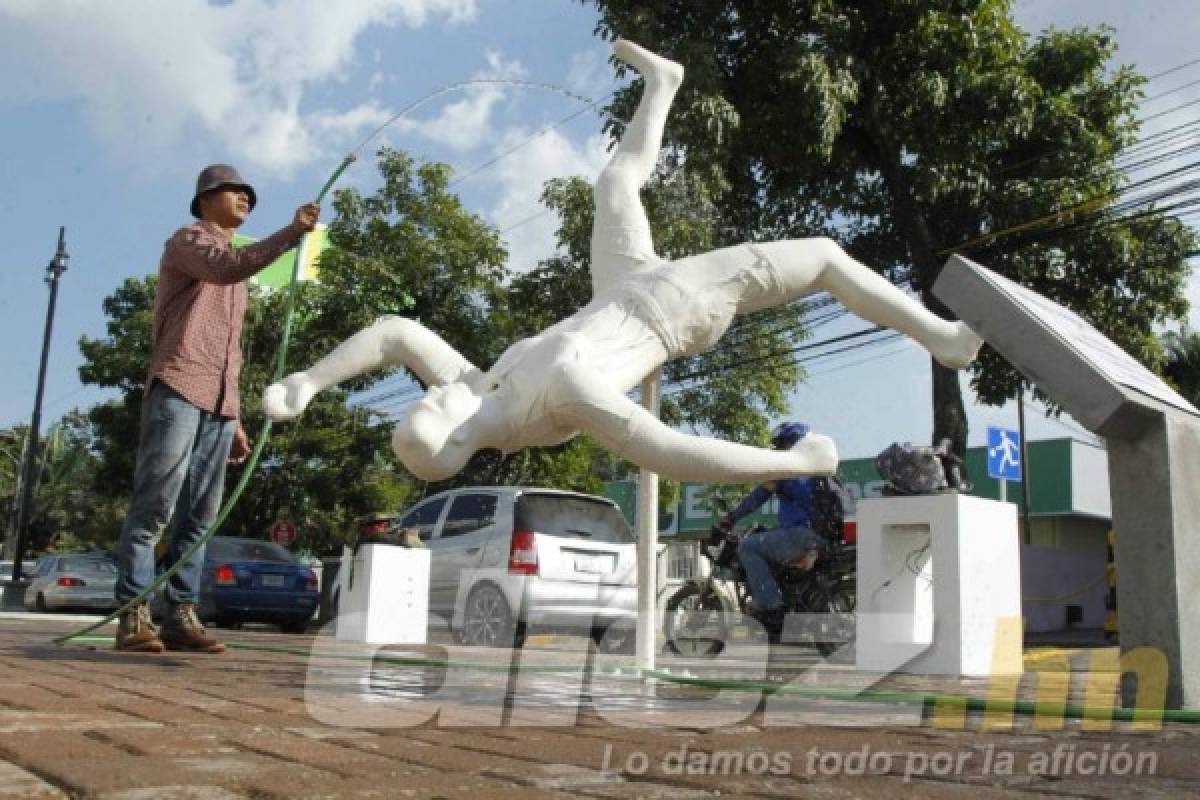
[485,127,611,273]
[0,0,477,176]
[409,86,507,150]
[565,45,613,99]
[396,50,530,151]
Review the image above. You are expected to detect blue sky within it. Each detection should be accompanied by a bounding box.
[1,0,1197,459]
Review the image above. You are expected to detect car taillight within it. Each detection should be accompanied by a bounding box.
[361,519,390,535]
[56,576,84,587]
[508,529,538,575]
[305,569,318,591]
[214,564,237,586]
[842,520,857,545]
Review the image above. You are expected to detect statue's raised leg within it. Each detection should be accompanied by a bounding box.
[589,40,684,295]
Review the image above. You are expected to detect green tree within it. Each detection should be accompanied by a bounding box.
[308,147,509,367]
[0,428,25,535]
[1163,327,1200,407]
[585,0,1195,453]
[0,414,121,555]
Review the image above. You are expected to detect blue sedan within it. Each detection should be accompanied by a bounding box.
[154,536,318,633]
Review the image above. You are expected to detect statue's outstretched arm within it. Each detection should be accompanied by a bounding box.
[552,365,838,483]
[264,316,482,421]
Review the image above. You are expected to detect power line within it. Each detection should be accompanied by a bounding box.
[448,95,613,189]
[1139,96,1200,125]
[1147,57,1200,82]
[1142,77,1200,104]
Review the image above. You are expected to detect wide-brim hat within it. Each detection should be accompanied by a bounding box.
[190,164,257,218]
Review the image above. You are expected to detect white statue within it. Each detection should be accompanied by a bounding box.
[264,40,981,483]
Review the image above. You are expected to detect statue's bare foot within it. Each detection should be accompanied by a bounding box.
[790,432,839,476]
[613,39,684,88]
[263,373,317,421]
[932,321,984,370]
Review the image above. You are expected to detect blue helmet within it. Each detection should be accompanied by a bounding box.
[770,421,809,450]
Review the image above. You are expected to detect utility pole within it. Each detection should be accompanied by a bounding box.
[5,228,68,606]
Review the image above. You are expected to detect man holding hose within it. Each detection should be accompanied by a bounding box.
[113,164,319,653]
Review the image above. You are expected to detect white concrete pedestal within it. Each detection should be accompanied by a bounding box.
[856,494,1022,676]
[335,544,430,645]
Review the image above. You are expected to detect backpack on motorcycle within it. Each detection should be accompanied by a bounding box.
[876,439,970,496]
[809,476,848,543]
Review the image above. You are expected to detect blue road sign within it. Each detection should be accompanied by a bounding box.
[987,426,1022,481]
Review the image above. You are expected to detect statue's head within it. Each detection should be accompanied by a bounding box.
[391,382,484,481]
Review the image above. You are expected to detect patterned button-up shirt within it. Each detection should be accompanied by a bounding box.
[149,220,304,419]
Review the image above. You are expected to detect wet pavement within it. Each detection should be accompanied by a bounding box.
[0,613,1197,798]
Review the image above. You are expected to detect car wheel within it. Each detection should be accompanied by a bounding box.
[280,620,308,634]
[460,584,518,648]
[35,593,48,613]
[664,583,728,658]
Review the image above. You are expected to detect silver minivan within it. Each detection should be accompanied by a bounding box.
[394,487,638,649]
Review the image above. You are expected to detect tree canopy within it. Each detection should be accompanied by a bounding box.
[584,0,1196,452]
[1163,327,1200,407]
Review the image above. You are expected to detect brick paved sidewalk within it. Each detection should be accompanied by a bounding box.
[0,615,1196,799]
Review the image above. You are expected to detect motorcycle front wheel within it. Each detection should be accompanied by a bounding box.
[664,583,730,658]
[802,578,856,661]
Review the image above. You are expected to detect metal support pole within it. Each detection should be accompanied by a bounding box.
[1017,389,1033,539]
[635,370,661,672]
[10,228,68,594]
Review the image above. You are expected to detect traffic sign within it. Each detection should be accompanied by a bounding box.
[270,520,297,547]
[986,426,1022,481]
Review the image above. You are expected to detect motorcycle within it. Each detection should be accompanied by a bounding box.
[663,519,856,659]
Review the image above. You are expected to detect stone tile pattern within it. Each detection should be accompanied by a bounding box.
[0,621,1196,799]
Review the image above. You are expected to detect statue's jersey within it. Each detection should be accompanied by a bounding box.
[479,243,786,453]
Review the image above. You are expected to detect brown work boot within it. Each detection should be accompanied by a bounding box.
[115,603,164,653]
[160,603,225,653]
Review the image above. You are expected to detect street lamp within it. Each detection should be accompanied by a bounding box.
[5,228,68,605]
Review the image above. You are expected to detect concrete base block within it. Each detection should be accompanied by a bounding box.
[0,580,27,611]
[335,544,429,645]
[856,494,1022,677]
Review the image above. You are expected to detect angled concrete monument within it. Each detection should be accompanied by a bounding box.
[935,254,1200,710]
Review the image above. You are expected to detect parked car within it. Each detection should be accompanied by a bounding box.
[350,487,639,649]
[151,536,319,633]
[0,560,36,582]
[24,553,119,613]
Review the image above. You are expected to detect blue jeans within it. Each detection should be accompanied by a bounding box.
[115,382,236,605]
[737,526,823,613]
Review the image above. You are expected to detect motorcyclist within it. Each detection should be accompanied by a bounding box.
[718,422,825,634]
